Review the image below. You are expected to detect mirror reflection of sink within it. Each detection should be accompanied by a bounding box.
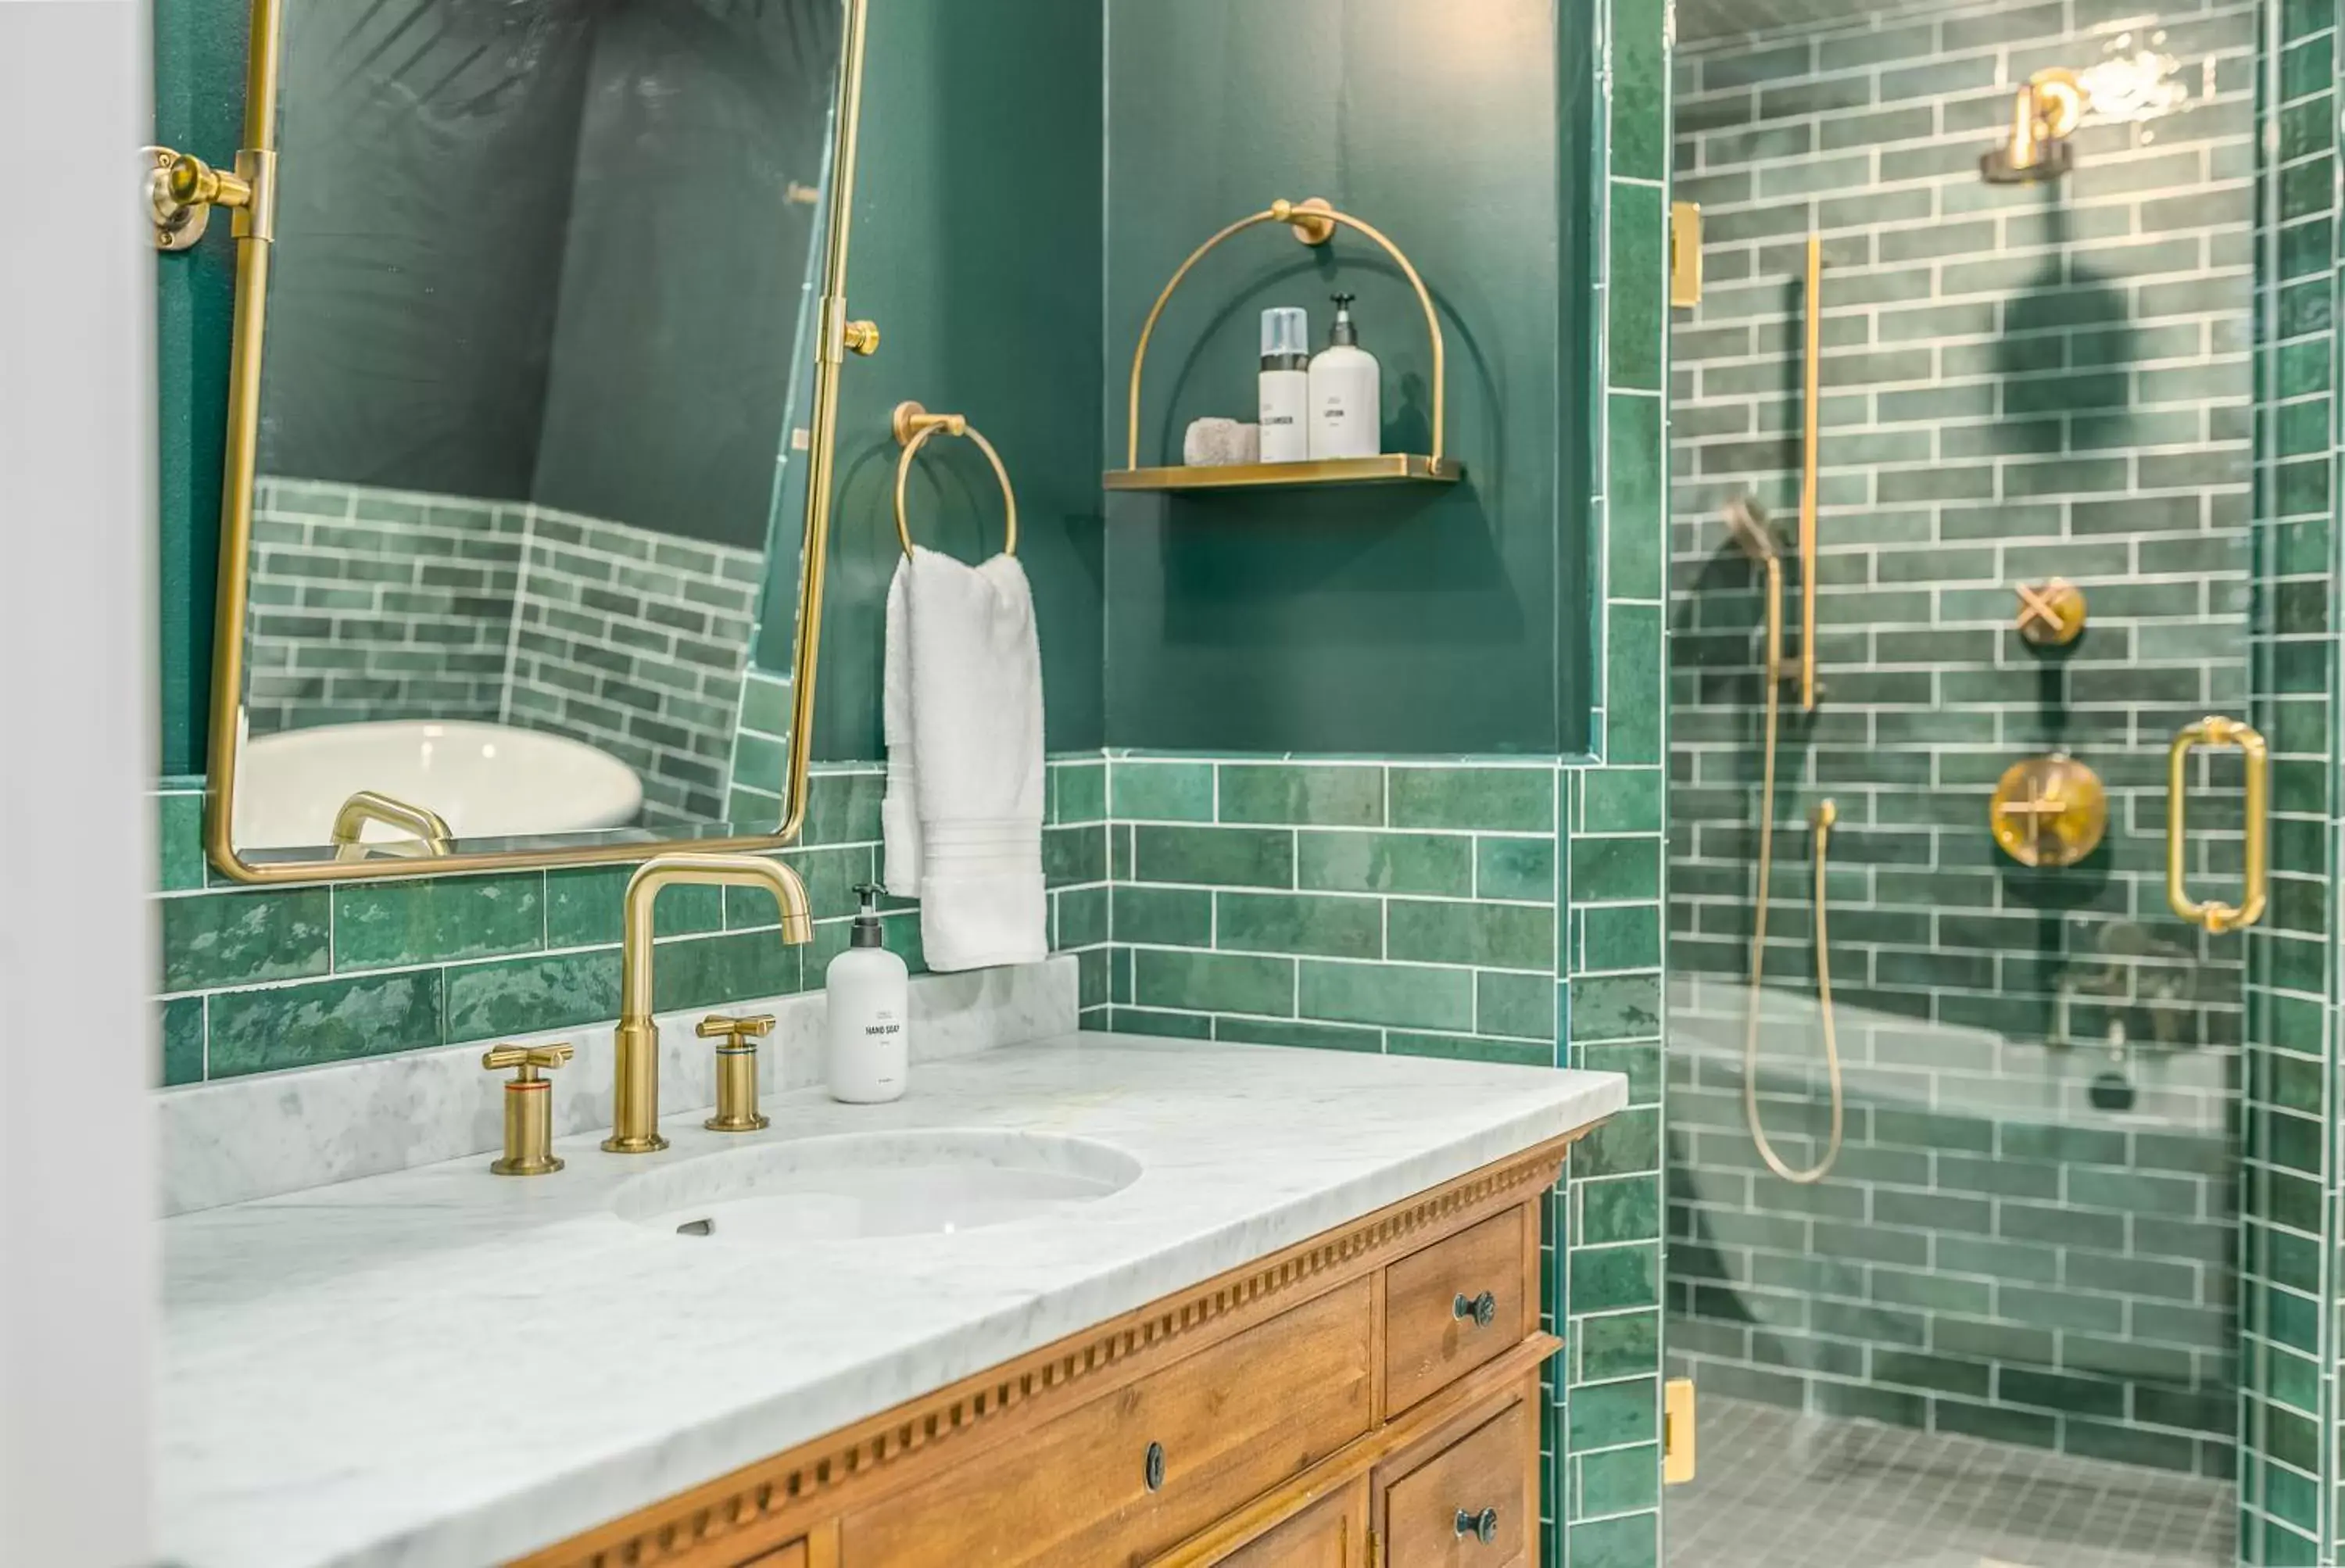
[611,1130,1141,1244]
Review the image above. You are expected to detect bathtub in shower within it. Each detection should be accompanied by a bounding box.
[232,720,645,851]
[1664,975,2235,1472]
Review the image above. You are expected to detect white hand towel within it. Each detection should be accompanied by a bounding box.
[880,560,921,896]
[886,545,1047,971]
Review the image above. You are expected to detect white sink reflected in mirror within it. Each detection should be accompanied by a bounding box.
[612,1130,1142,1244]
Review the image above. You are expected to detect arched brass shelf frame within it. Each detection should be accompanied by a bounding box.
[1104,197,1466,493]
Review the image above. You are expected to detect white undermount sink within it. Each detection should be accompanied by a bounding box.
[611,1129,1143,1244]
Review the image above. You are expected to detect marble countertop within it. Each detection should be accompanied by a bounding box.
[160,1033,1627,1568]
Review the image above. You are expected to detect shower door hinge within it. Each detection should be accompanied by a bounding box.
[1663,1377,1697,1485]
[1669,202,1703,308]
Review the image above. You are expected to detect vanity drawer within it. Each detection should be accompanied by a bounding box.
[1214,1477,1369,1567]
[1376,1397,1535,1568]
[1382,1207,1530,1414]
[841,1277,1376,1567]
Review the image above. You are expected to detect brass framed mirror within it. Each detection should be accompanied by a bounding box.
[192,0,873,882]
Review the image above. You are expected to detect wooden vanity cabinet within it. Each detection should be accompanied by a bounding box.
[517,1129,1584,1568]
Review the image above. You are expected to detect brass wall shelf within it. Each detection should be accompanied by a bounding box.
[1105,454,1461,492]
[1108,197,1464,492]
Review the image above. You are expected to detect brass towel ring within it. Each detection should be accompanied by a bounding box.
[891,400,1018,560]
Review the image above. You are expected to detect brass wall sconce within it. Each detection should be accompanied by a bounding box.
[145,145,274,251]
[2015,578,2087,647]
[1982,67,2090,183]
[1990,753,2107,868]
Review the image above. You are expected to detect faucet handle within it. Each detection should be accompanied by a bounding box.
[482,1041,573,1176]
[696,1013,776,1043]
[699,1015,775,1133]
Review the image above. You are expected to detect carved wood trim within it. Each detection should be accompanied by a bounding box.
[513,1128,1584,1568]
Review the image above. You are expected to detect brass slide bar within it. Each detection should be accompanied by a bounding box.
[2165,716,2268,934]
[1800,234,1821,713]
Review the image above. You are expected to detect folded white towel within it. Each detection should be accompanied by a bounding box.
[880,545,1048,971]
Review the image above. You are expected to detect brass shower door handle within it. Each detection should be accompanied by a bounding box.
[2166,716,2268,933]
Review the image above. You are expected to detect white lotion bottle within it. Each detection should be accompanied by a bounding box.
[1308,293,1382,460]
[1258,306,1312,462]
[825,883,908,1103]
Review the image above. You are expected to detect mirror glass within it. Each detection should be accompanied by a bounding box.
[231,0,840,861]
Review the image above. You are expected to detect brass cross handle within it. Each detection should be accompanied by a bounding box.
[482,1041,574,1078]
[482,1041,573,1177]
[2014,578,2086,646]
[1989,754,2107,868]
[699,1015,777,1133]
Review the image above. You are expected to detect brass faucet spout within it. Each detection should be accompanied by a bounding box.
[604,852,814,1154]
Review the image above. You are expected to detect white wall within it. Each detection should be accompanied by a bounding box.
[0,2,157,1563]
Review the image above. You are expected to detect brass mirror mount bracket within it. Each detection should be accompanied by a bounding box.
[146,145,275,252]
[1991,752,2108,868]
[2015,578,2087,647]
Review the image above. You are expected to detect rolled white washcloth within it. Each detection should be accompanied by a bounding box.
[1183,417,1262,467]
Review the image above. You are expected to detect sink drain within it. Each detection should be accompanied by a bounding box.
[677,1217,714,1237]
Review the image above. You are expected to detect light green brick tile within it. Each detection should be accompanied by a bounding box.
[1076,947,1108,1009]
[1042,824,1108,888]
[1131,825,1293,888]
[160,996,206,1086]
[546,867,721,947]
[161,888,331,993]
[1131,948,1294,1016]
[1109,1006,1212,1040]
[158,792,207,890]
[1113,885,1213,946]
[1296,829,1472,896]
[1576,1309,1661,1383]
[732,732,786,796]
[1579,1175,1662,1244]
[802,769,886,846]
[1566,966,1656,1040]
[1387,899,1552,971]
[1580,768,1664,833]
[1567,1376,1659,1450]
[1052,759,1107,824]
[1568,1511,1658,1568]
[444,950,621,1040]
[1054,885,1108,949]
[332,874,543,972]
[738,672,790,737]
[650,931,803,1012]
[1388,1031,1550,1068]
[1573,1105,1660,1178]
[1606,181,1666,392]
[1388,767,1553,831]
[208,969,443,1077]
[1477,970,1556,1040]
[1577,1039,1661,1103]
[1607,393,1665,600]
[1215,1015,1383,1053]
[1571,1243,1659,1313]
[1605,603,1665,764]
[1215,890,1381,959]
[1581,904,1662,972]
[1570,835,1662,903]
[1609,0,1667,181]
[1475,835,1556,900]
[1297,960,1473,1031]
[1112,759,1215,821]
[1215,763,1383,827]
[1577,1443,1661,1518]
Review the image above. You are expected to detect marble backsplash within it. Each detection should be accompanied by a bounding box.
[159,955,1078,1215]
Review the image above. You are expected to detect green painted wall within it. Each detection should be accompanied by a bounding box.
[807,0,1105,761]
[1101,0,1584,757]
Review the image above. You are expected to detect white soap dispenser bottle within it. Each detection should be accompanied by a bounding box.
[1309,292,1382,460]
[1258,306,1312,462]
[825,882,908,1103]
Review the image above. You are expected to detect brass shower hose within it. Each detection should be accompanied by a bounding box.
[1743,550,1845,1185]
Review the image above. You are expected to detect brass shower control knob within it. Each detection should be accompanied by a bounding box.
[2015,578,2086,646]
[1990,753,2107,868]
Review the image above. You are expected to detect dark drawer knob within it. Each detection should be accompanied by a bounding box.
[1455,1506,1499,1544]
[1453,1290,1498,1328]
[1144,1440,1165,1491]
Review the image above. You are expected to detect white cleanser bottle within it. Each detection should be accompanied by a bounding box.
[825,883,908,1103]
[1258,306,1312,462]
[1308,293,1381,460]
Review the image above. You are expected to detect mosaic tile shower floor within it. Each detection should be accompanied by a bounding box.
[1668,1395,2233,1568]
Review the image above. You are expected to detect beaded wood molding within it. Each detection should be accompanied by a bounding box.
[517,1128,1586,1568]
